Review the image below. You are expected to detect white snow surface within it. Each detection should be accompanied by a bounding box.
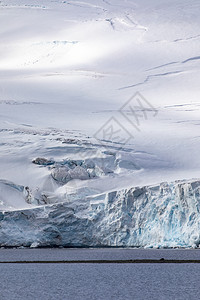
[0,0,200,247]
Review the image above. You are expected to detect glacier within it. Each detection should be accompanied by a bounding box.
[0,178,200,248]
[0,0,200,248]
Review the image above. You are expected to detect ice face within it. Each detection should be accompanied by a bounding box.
[0,179,200,248]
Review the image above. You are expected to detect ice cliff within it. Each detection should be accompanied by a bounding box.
[0,179,200,248]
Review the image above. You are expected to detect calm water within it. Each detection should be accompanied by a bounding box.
[0,249,199,300]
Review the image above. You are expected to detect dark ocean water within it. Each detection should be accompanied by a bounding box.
[0,248,199,300]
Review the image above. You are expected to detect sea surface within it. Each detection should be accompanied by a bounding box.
[0,248,199,300]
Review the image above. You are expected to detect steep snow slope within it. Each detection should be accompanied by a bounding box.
[0,0,200,247]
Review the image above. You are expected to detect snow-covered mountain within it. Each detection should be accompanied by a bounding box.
[0,0,200,247]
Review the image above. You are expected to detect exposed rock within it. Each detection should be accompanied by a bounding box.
[32,157,54,166]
